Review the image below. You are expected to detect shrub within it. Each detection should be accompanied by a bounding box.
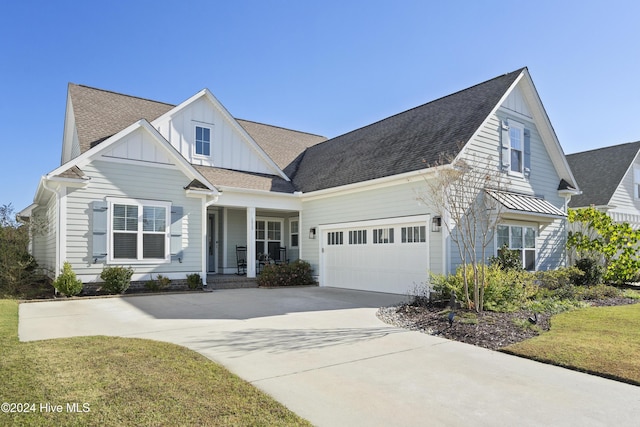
[575,284,622,300]
[186,273,202,290]
[52,262,83,296]
[0,204,40,295]
[534,267,582,300]
[145,274,171,292]
[489,244,523,271]
[100,266,133,294]
[257,260,315,287]
[572,257,604,286]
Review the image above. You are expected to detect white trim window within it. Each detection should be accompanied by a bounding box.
[373,228,394,244]
[634,167,640,199]
[256,218,283,259]
[509,121,525,174]
[195,125,211,156]
[496,224,536,271]
[290,219,299,248]
[109,198,171,263]
[401,225,426,243]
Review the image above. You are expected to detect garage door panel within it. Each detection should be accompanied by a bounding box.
[322,219,429,294]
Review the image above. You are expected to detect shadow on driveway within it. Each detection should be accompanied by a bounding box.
[122,287,408,320]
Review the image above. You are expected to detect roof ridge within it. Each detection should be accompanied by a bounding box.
[236,118,327,139]
[567,140,640,156]
[69,83,176,108]
[310,67,526,146]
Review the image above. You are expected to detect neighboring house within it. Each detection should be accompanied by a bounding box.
[567,141,640,227]
[19,67,579,294]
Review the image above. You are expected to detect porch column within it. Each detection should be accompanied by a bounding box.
[246,207,256,278]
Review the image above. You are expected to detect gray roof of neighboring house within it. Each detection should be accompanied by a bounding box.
[566,141,640,208]
[291,68,525,193]
[68,84,324,191]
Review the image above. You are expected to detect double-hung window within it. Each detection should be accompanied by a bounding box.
[195,125,211,156]
[497,224,536,271]
[111,199,170,262]
[509,121,524,174]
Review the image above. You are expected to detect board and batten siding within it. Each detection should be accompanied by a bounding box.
[154,96,274,174]
[301,179,443,280]
[452,90,567,270]
[64,159,203,281]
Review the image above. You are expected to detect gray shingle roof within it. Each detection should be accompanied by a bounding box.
[291,68,525,193]
[193,165,296,193]
[566,141,640,208]
[69,84,174,153]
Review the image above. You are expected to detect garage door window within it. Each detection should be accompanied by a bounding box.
[348,230,367,245]
[401,226,426,243]
[373,228,394,244]
[327,231,343,245]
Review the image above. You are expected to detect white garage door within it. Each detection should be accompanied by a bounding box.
[320,216,429,294]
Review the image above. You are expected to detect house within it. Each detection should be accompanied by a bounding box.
[19,67,579,295]
[567,141,640,227]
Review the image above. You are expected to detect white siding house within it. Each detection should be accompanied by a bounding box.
[20,68,579,295]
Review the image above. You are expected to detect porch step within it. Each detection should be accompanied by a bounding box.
[207,275,258,290]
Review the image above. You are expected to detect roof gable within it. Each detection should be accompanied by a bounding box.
[292,68,525,193]
[567,141,640,207]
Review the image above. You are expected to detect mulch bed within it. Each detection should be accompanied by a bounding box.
[377,297,639,351]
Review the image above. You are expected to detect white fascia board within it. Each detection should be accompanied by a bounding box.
[151,88,289,181]
[300,166,445,202]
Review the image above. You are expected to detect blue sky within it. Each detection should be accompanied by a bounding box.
[2,0,640,212]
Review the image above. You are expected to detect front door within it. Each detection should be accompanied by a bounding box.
[207,213,216,273]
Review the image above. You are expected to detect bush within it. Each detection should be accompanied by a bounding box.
[0,204,40,295]
[145,274,171,292]
[572,257,604,287]
[489,245,523,271]
[52,262,83,296]
[575,284,622,300]
[257,260,315,287]
[100,266,134,294]
[186,273,202,290]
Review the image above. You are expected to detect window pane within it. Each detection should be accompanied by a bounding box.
[511,226,523,249]
[419,226,426,242]
[143,234,165,258]
[114,204,137,231]
[497,225,509,248]
[510,127,522,150]
[524,227,535,248]
[511,150,522,173]
[143,206,166,232]
[291,221,298,234]
[203,142,210,156]
[291,234,299,247]
[524,250,535,271]
[196,126,202,140]
[114,233,137,259]
[203,127,210,141]
[401,227,407,243]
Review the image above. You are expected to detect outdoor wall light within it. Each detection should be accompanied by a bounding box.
[432,216,442,232]
[309,227,317,239]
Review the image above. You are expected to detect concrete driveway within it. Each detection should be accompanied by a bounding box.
[19,287,640,426]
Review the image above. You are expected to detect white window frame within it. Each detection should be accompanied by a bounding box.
[634,167,640,200]
[194,124,212,157]
[508,121,525,176]
[373,227,394,244]
[496,224,536,271]
[256,217,284,258]
[401,225,426,243]
[107,197,171,264]
[290,219,299,248]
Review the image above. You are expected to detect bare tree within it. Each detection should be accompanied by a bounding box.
[418,152,508,311]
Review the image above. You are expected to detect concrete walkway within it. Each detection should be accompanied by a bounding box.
[19,287,640,426]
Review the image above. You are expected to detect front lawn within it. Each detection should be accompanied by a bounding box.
[503,303,640,385]
[0,300,311,426]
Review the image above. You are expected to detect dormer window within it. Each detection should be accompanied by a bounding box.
[195,125,211,156]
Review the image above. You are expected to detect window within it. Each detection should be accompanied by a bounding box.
[111,199,170,262]
[290,219,299,248]
[497,225,536,270]
[373,228,394,244]
[634,167,640,199]
[348,229,367,245]
[195,125,211,156]
[256,219,282,259]
[327,231,343,245]
[509,121,524,174]
[401,226,426,243]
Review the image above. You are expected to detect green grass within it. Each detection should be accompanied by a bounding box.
[504,303,640,385]
[0,300,311,426]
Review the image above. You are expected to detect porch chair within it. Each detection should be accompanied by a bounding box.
[236,245,247,275]
[274,246,288,265]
